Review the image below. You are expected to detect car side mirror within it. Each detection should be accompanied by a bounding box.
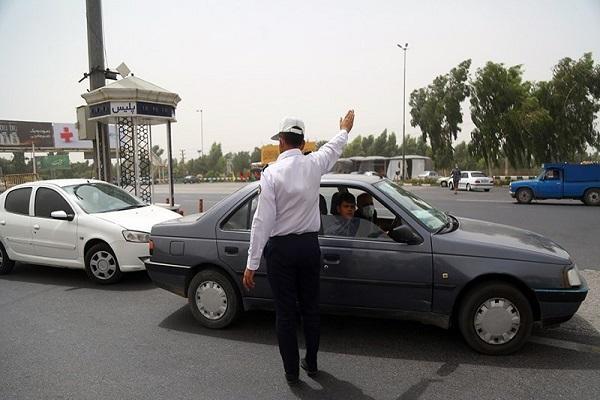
[389,225,423,245]
[50,210,74,221]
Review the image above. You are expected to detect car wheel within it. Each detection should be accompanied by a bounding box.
[440,181,447,188]
[85,243,123,284]
[583,189,600,206]
[484,189,490,192]
[516,188,533,204]
[449,182,454,190]
[0,242,15,275]
[188,269,240,329]
[458,282,533,355]
[466,184,471,191]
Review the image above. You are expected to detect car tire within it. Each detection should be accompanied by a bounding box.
[583,189,600,206]
[84,243,123,284]
[484,189,490,192]
[466,184,471,191]
[458,281,533,355]
[440,181,447,188]
[516,188,533,204]
[0,242,15,275]
[188,269,241,329]
[449,182,454,190]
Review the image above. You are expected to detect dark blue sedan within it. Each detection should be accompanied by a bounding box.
[145,174,588,355]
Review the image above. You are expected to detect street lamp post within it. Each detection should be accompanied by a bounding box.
[196,109,204,156]
[397,42,408,180]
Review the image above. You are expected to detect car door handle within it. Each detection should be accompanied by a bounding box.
[224,246,239,255]
[323,254,340,264]
[33,224,40,231]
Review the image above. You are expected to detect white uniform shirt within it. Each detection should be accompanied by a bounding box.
[247,130,349,270]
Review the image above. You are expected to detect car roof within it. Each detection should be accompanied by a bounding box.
[321,173,383,184]
[9,179,106,190]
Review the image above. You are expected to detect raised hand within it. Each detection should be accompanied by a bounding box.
[339,110,355,133]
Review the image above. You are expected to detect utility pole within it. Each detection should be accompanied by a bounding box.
[180,149,186,164]
[397,43,408,180]
[86,0,111,182]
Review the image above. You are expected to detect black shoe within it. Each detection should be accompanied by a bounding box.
[285,373,299,385]
[301,358,318,377]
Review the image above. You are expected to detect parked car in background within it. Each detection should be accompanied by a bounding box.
[0,180,181,284]
[183,175,198,184]
[449,171,493,191]
[438,175,452,187]
[144,174,587,355]
[417,171,439,180]
[510,163,600,206]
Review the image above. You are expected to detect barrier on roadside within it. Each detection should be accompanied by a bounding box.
[1,173,39,190]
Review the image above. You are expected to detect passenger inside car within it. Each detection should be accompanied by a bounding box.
[323,192,360,237]
[355,193,377,222]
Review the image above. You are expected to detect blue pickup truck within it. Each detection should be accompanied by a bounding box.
[510,163,600,206]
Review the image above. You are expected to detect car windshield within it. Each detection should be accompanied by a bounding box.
[63,183,147,213]
[471,172,486,177]
[375,179,448,231]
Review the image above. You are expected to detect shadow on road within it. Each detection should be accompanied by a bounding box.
[159,306,600,371]
[290,371,377,400]
[0,263,156,291]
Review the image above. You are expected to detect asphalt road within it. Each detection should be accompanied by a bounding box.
[1,182,599,400]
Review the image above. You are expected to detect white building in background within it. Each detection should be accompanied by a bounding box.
[333,155,433,180]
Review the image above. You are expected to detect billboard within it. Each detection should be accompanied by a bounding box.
[39,155,70,170]
[0,120,54,147]
[53,122,117,149]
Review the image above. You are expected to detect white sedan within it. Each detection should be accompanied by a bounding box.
[0,179,181,284]
[416,170,439,180]
[450,171,494,191]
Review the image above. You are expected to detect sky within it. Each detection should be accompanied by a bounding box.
[1,0,599,160]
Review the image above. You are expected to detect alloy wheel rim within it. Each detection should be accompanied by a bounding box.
[519,191,530,202]
[196,280,228,320]
[474,297,521,345]
[89,251,117,280]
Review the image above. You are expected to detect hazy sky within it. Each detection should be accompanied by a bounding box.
[1,0,599,159]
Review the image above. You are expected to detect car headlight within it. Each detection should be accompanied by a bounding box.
[566,266,582,287]
[122,230,150,243]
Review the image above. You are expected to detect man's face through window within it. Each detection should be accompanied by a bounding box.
[337,200,356,220]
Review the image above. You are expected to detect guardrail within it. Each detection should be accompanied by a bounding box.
[1,173,39,190]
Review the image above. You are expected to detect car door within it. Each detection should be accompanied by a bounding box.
[458,172,469,190]
[0,187,34,258]
[215,191,274,299]
[537,168,563,198]
[318,185,433,312]
[30,187,79,260]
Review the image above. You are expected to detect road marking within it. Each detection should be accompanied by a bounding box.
[529,336,600,354]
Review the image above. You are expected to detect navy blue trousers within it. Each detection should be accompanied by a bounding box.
[265,232,321,376]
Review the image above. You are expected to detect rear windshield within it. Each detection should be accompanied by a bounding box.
[471,172,486,177]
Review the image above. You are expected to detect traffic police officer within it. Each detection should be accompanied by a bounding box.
[243,110,355,384]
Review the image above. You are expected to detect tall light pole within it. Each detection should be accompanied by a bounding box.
[196,109,204,156]
[397,42,408,180]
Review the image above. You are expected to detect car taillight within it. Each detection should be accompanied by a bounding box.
[475,180,481,183]
[149,239,154,256]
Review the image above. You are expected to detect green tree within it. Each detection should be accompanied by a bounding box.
[470,62,531,175]
[231,151,251,175]
[250,147,261,163]
[409,60,472,170]
[151,145,165,158]
[342,135,364,157]
[205,142,225,177]
[532,53,600,162]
